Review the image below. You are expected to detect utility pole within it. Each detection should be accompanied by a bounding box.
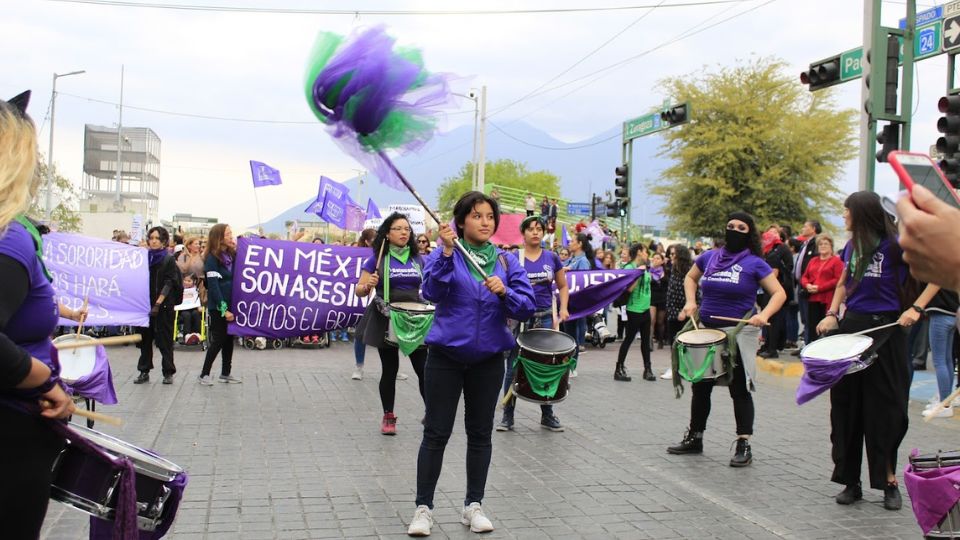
[476,85,488,192]
[114,65,125,210]
[45,69,85,222]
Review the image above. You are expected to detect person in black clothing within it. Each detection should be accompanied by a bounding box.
[199,223,240,385]
[649,252,669,349]
[758,227,793,359]
[793,220,821,349]
[135,226,181,384]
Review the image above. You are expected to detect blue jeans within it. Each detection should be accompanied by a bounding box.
[798,296,810,345]
[502,315,554,417]
[563,318,586,358]
[353,334,365,366]
[785,303,799,343]
[929,313,957,402]
[416,348,503,509]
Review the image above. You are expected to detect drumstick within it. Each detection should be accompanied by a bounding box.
[690,315,700,331]
[923,386,960,423]
[41,400,123,427]
[54,334,142,350]
[850,321,901,336]
[370,241,387,297]
[500,386,514,408]
[709,315,770,326]
[75,296,89,337]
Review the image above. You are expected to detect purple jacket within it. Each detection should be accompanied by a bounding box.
[422,247,535,363]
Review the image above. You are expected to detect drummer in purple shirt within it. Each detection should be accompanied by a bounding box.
[668,212,786,467]
[0,91,84,539]
[407,192,535,537]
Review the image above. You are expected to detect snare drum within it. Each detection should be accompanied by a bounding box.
[52,334,98,383]
[51,424,185,532]
[52,333,118,406]
[675,328,728,382]
[513,328,577,404]
[385,302,435,347]
[906,450,960,538]
[799,334,875,375]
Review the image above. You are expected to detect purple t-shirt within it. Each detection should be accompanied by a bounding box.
[695,249,772,328]
[362,251,424,293]
[519,250,562,310]
[0,223,60,364]
[841,237,903,313]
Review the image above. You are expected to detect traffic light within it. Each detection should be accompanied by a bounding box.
[800,55,841,91]
[875,122,899,163]
[660,103,688,126]
[937,93,960,187]
[614,164,628,199]
[605,200,619,218]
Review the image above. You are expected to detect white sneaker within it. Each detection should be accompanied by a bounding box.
[397,372,409,380]
[197,375,213,386]
[352,365,363,380]
[661,369,673,380]
[218,375,242,384]
[923,406,954,418]
[407,505,433,537]
[461,502,494,533]
[569,368,578,378]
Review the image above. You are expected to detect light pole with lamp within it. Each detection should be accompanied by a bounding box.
[46,69,85,222]
[453,90,480,190]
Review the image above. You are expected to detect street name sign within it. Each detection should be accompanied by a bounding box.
[623,113,664,142]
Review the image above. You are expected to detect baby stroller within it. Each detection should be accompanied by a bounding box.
[243,336,286,350]
[584,309,616,348]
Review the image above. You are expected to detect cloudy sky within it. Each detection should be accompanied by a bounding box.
[2,0,946,228]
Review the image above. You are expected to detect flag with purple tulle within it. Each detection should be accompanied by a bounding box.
[250,160,282,188]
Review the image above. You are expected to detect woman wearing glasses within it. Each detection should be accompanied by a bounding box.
[357,213,428,435]
[667,212,785,468]
[416,233,432,255]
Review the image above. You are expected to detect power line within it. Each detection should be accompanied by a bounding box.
[489,121,621,150]
[46,0,752,16]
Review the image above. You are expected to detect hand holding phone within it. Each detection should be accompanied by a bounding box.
[888,151,960,209]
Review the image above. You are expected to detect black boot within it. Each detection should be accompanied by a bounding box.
[729,437,752,467]
[614,363,631,381]
[835,483,862,505]
[642,367,656,381]
[667,430,703,454]
[883,481,902,510]
[134,372,149,384]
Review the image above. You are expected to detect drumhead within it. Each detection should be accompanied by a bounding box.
[390,302,435,314]
[801,334,873,362]
[67,424,183,481]
[52,335,98,382]
[676,329,727,346]
[516,328,576,354]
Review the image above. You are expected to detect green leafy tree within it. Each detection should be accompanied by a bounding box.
[650,57,857,237]
[29,156,83,232]
[436,159,562,213]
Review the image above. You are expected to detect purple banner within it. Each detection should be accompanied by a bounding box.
[43,233,150,327]
[305,176,349,216]
[249,160,282,188]
[366,198,381,219]
[565,269,642,320]
[228,237,371,338]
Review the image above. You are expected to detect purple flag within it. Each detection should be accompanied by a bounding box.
[345,197,366,232]
[228,237,371,337]
[561,224,570,247]
[366,198,381,219]
[249,160,282,188]
[43,232,150,327]
[320,191,348,228]
[564,269,642,320]
[305,176,350,215]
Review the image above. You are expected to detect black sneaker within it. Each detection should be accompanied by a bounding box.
[667,430,703,454]
[758,349,779,359]
[883,483,902,510]
[540,414,564,432]
[133,372,149,384]
[835,483,862,505]
[729,438,752,467]
[162,375,173,385]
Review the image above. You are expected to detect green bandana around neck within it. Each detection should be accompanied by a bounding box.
[389,244,411,265]
[14,215,53,282]
[462,241,497,282]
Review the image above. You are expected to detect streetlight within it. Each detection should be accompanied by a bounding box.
[46,69,85,222]
[453,90,480,190]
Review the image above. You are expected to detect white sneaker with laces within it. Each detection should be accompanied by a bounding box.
[661,368,673,380]
[407,505,433,537]
[197,375,213,386]
[923,406,954,418]
[352,365,363,380]
[461,502,494,533]
[397,372,409,380]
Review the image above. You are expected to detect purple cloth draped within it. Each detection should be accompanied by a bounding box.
[89,470,189,539]
[703,247,750,277]
[147,248,167,268]
[650,266,665,282]
[796,357,855,404]
[61,345,118,405]
[904,450,960,535]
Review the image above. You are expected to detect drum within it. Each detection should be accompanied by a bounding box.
[800,334,875,375]
[385,301,435,347]
[51,424,184,532]
[52,334,98,383]
[907,450,960,538]
[513,328,577,404]
[675,328,728,382]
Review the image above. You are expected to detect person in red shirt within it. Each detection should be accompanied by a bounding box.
[800,234,843,342]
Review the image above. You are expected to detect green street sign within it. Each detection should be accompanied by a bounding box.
[623,113,664,142]
[840,47,864,81]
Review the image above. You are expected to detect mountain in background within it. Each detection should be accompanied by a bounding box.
[258,121,671,233]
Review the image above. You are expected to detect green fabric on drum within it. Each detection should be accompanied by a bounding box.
[514,355,577,399]
[389,309,434,356]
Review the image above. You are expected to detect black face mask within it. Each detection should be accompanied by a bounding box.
[725,228,750,253]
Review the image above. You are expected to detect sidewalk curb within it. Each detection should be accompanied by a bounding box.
[755,355,804,377]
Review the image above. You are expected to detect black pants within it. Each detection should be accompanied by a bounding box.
[378,346,427,413]
[830,311,909,490]
[0,406,65,539]
[689,357,754,435]
[137,307,176,376]
[667,318,685,346]
[202,310,234,377]
[617,309,651,369]
[806,302,827,343]
[180,309,201,336]
[760,294,786,352]
[416,348,503,509]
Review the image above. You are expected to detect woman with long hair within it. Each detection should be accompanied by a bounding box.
[563,233,596,357]
[177,236,205,283]
[816,191,935,510]
[649,252,668,349]
[668,212,786,467]
[415,233,432,256]
[407,192,534,536]
[134,225,181,385]
[616,243,656,382]
[198,223,241,385]
[351,228,376,380]
[356,213,427,435]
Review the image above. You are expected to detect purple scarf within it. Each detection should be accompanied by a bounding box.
[904,450,960,535]
[704,247,750,278]
[649,266,665,282]
[219,252,234,269]
[147,248,167,268]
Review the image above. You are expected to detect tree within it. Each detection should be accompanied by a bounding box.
[29,156,83,232]
[650,57,857,237]
[436,159,562,213]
